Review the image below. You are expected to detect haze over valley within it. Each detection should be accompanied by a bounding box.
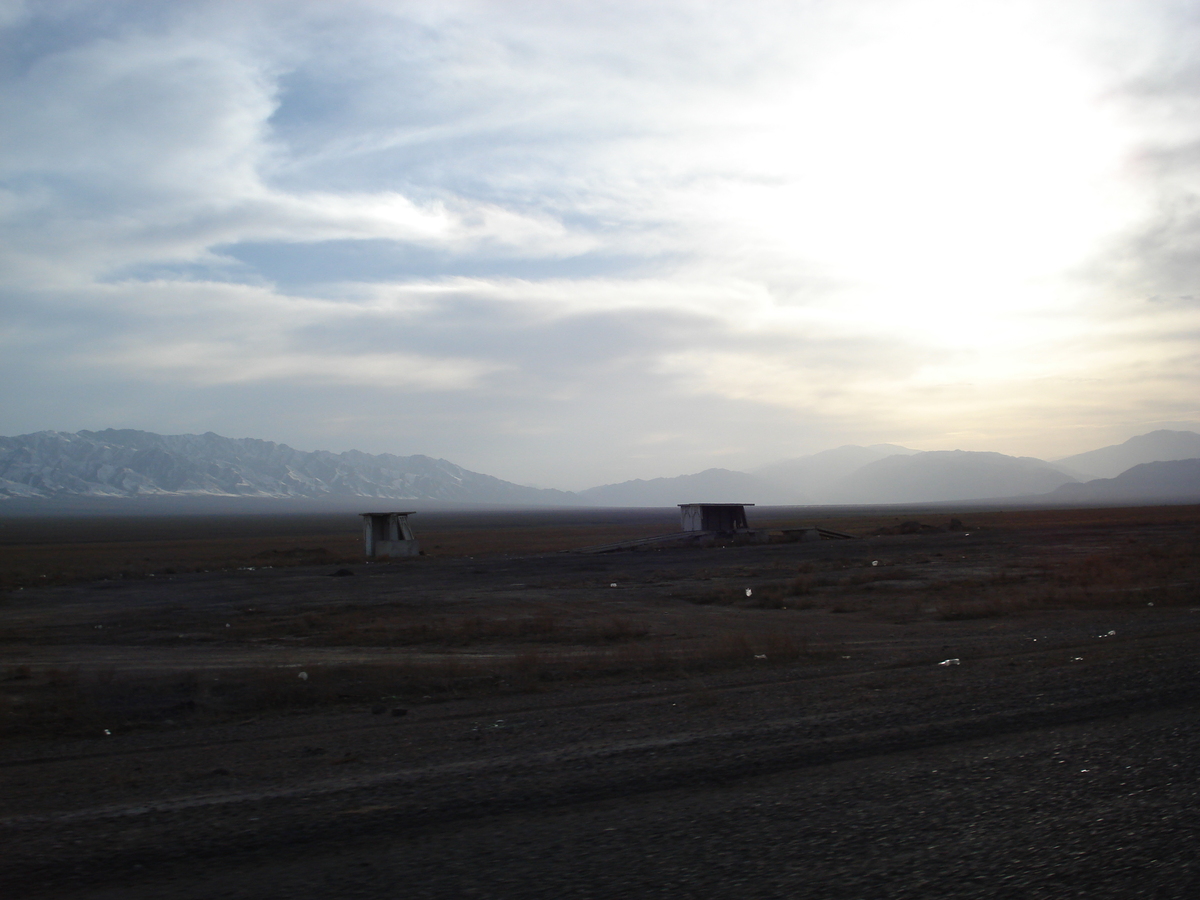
[4,428,1199,509]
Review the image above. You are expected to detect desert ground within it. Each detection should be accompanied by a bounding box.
[2,504,1199,898]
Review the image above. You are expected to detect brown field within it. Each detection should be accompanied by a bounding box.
[0,508,686,590]
[2,503,1200,898]
[3,502,1195,590]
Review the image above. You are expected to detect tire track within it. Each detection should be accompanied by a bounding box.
[4,662,1198,893]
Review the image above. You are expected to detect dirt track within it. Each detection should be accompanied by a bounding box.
[2,511,1199,897]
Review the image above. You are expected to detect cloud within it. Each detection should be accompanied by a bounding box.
[1,0,1199,487]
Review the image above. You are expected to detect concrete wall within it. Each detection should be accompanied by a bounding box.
[363,513,419,557]
[679,504,750,533]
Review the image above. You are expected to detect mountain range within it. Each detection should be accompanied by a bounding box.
[821,450,1077,504]
[1,428,1198,508]
[1053,430,1200,479]
[592,431,1200,506]
[1047,458,1200,503]
[0,429,573,506]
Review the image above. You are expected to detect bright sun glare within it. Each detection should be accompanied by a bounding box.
[709,3,1138,355]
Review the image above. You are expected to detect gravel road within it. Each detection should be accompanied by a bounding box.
[4,617,1199,898]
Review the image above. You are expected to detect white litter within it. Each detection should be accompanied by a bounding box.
[298,671,308,681]
[1099,630,1116,638]
[745,588,753,597]
[871,560,879,567]
[754,654,767,659]
[939,658,961,666]
[610,583,617,588]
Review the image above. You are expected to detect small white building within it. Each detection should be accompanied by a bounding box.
[678,503,753,534]
[361,511,420,558]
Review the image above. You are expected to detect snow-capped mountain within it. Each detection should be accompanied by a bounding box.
[0,429,575,505]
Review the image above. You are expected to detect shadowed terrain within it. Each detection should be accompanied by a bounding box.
[2,505,1199,897]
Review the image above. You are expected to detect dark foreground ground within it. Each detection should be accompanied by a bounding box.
[2,506,1199,898]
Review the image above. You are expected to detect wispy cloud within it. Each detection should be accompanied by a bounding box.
[1,0,1198,488]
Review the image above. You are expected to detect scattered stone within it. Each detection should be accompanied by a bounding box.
[330,568,355,577]
[371,705,386,715]
[391,707,408,717]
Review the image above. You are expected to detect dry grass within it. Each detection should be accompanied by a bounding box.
[4,505,1199,736]
[752,504,1200,536]
[680,574,818,609]
[180,603,657,649]
[0,523,676,590]
[312,611,651,647]
[0,632,814,737]
[0,537,364,591]
[5,504,1199,590]
[667,527,1200,623]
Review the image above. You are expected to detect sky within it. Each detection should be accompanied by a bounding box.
[1,0,1199,490]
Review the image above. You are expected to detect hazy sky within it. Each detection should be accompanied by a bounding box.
[2,1,1199,489]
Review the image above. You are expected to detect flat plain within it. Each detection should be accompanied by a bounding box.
[2,504,1199,898]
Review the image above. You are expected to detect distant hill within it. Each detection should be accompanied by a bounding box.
[831,450,1078,504]
[754,444,919,502]
[9,427,1198,511]
[0,430,576,506]
[574,468,798,507]
[1054,430,1200,479]
[1046,458,1200,504]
